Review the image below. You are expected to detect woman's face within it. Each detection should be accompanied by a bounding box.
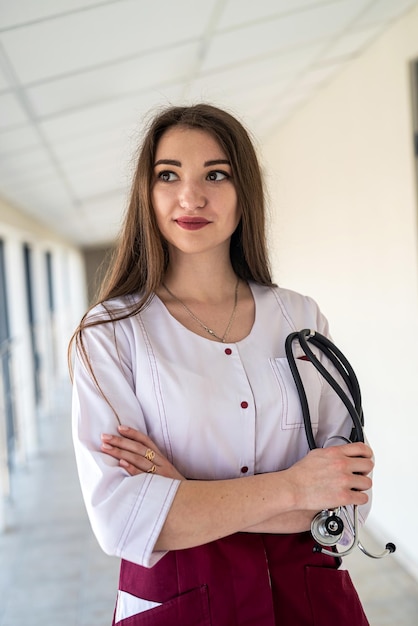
[151,126,241,260]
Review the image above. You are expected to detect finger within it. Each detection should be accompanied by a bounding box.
[118,426,164,455]
[101,433,142,454]
[342,442,374,458]
[101,442,160,472]
[344,490,370,506]
[119,450,159,472]
[318,445,374,473]
[119,458,142,476]
[351,457,374,476]
[349,473,373,492]
[101,433,162,465]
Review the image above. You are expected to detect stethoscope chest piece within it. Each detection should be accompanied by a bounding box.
[311,509,345,547]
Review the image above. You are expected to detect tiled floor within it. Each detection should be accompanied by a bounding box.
[346,541,418,626]
[0,383,417,626]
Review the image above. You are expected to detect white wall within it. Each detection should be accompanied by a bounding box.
[263,6,418,580]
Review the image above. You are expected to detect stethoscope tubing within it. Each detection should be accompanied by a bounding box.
[285,329,364,450]
[285,328,395,559]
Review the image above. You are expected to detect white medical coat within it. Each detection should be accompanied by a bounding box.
[72,282,370,568]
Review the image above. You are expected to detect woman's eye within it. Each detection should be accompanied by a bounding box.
[157,171,177,182]
[207,170,230,182]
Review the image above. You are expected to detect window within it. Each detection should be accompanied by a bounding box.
[0,239,16,468]
[412,59,418,189]
[23,243,41,405]
[45,251,54,313]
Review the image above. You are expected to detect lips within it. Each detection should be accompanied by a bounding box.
[175,217,211,231]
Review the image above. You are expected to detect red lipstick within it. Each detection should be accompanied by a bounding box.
[176,217,211,231]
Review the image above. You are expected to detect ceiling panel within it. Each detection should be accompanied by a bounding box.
[0,92,29,129]
[0,63,11,90]
[0,124,42,156]
[321,24,384,60]
[0,0,417,247]
[61,153,130,200]
[217,0,338,31]
[355,0,418,26]
[202,0,372,72]
[0,0,116,30]
[192,43,325,98]
[5,182,73,212]
[0,156,58,189]
[1,0,217,84]
[26,41,199,119]
[38,84,183,143]
[62,168,127,201]
[51,128,129,165]
[189,68,291,109]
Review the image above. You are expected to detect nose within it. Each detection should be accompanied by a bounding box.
[179,180,207,211]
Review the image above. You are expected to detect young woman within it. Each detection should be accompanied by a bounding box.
[71,104,372,625]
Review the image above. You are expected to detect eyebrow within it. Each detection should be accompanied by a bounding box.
[154,159,181,167]
[153,159,231,167]
[204,159,231,167]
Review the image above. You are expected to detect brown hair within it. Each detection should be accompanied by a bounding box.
[70,104,273,376]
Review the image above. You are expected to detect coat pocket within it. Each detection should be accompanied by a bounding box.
[270,357,322,430]
[305,566,369,626]
[115,585,211,626]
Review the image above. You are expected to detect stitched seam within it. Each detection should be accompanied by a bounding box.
[115,475,152,556]
[269,358,288,427]
[136,314,174,462]
[269,286,298,332]
[141,480,179,564]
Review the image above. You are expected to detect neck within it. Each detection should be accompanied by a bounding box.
[163,251,238,302]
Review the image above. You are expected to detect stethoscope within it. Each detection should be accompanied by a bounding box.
[285,329,396,559]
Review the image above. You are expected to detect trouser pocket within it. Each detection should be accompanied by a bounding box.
[114,585,211,626]
[305,566,369,626]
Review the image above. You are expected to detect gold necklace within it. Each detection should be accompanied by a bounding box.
[162,278,239,343]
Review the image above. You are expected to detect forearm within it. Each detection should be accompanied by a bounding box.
[242,510,316,535]
[155,443,373,551]
[101,430,373,553]
[154,472,296,551]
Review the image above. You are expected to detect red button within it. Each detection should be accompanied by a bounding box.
[224,348,232,355]
[241,466,249,473]
[241,401,248,409]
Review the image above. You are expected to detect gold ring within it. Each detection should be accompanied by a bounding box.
[145,448,155,461]
[147,464,156,474]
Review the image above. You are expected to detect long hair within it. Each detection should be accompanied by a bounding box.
[69,104,273,377]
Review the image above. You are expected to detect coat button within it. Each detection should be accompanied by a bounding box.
[224,348,232,355]
[240,401,248,409]
[241,466,249,473]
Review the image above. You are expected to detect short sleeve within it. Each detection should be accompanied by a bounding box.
[72,307,181,567]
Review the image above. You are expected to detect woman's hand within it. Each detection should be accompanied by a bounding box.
[101,426,185,481]
[241,443,373,535]
[285,442,374,512]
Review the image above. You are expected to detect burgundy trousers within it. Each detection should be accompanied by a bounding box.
[113,531,369,625]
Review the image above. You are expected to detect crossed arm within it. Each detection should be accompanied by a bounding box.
[101,426,373,551]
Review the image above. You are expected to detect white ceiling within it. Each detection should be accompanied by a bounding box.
[0,0,417,247]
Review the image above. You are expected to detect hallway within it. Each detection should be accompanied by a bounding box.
[0,382,417,626]
[0,382,118,626]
